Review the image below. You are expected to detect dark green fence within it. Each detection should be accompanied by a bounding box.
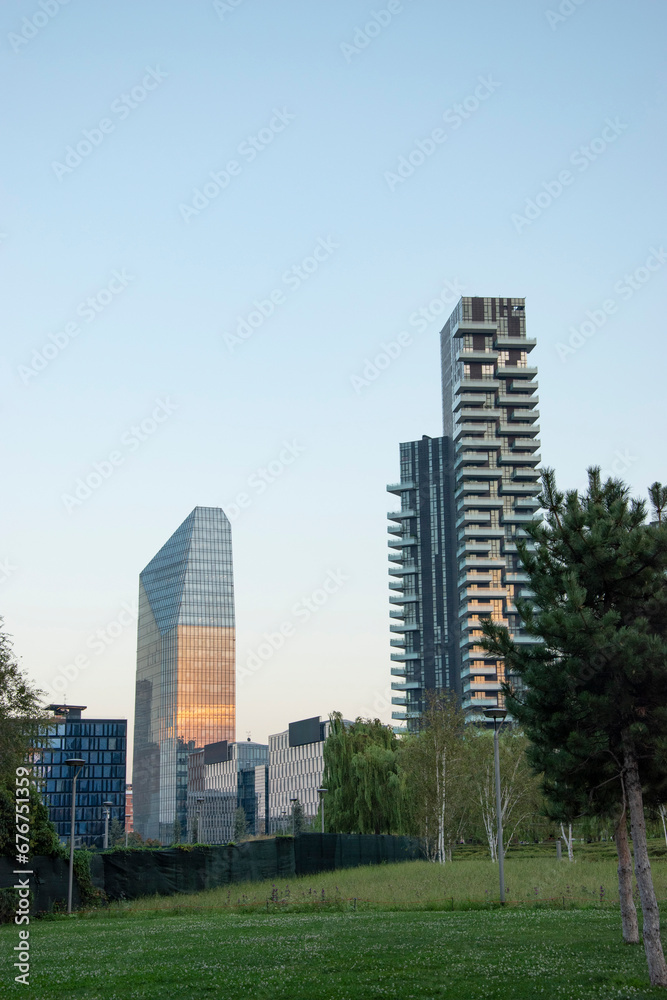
[0,834,424,915]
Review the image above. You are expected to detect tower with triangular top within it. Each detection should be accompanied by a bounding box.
[132,507,235,842]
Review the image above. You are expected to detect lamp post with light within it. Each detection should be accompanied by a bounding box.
[102,800,113,849]
[64,758,85,914]
[483,708,508,904]
[317,788,328,834]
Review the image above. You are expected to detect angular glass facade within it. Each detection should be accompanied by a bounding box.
[34,706,126,848]
[133,506,235,843]
[187,741,268,843]
[387,436,457,732]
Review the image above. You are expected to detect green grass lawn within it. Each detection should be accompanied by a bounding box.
[4,858,667,999]
[2,907,667,999]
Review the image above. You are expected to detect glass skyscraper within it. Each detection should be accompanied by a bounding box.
[387,436,457,732]
[35,705,126,848]
[388,296,540,727]
[132,506,235,843]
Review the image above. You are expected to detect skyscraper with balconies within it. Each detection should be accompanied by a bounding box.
[441,295,540,719]
[387,436,457,731]
[388,296,540,727]
[132,506,236,842]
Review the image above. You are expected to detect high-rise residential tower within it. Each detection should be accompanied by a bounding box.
[441,295,540,719]
[388,296,540,727]
[132,506,235,842]
[387,436,457,732]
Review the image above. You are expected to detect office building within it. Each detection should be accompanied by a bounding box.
[387,435,457,731]
[133,506,236,843]
[34,705,126,848]
[388,296,540,726]
[186,739,268,843]
[267,716,332,833]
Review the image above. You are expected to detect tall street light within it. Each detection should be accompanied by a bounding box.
[64,758,85,914]
[483,708,507,904]
[290,797,298,837]
[102,800,113,849]
[196,796,204,843]
[317,788,328,834]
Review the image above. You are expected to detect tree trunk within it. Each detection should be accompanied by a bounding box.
[623,733,667,985]
[615,807,639,945]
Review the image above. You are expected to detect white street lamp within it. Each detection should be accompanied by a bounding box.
[483,708,508,904]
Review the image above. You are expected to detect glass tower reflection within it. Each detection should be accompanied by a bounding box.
[132,506,235,842]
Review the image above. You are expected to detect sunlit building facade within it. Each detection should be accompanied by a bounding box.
[441,296,540,719]
[132,506,235,843]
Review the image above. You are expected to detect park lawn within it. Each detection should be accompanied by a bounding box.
[2,906,667,999]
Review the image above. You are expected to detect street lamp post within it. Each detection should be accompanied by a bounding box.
[64,759,85,914]
[317,788,328,834]
[483,708,508,904]
[196,796,204,843]
[290,797,298,837]
[102,800,113,849]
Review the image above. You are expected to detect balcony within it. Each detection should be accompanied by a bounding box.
[389,563,417,576]
[501,511,539,524]
[458,436,504,450]
[391,652,420,661]
[462,587,507,599]
[456,510,492,529]
[495,337,537,350]
[391,681,421,691]
[458,497,503,510]
[390,666,407,676]
[389,592,418,603]
[460,468,503,480]
[389,609,405,619]
[498,423,540,438]
[453,321,498,336]
[390,638,407,647]
[496,365,538,380]
[498,452,541,466]
[387,509,416,521]
[457,349,500,362]
[500,481,539,496]
[498,393,539,409]
[387,481,416,495]
[454,378,500,393]
[455,451,491,468]
[507,408,539,423]
[391,710,421,721]
[509,439,540,454]
[390,622,419,633]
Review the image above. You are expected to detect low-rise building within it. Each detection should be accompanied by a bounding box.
[187,739,268,842]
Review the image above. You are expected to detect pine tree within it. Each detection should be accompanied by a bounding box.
[481,468,667,984]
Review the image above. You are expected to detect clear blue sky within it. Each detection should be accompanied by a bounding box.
[1,0,666,765]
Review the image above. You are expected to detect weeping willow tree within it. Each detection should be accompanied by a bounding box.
[321,713,404,834]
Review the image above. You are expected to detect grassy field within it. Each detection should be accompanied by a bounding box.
[3,906,667,999]
[4,856,667,998]
[108,856,667,914]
